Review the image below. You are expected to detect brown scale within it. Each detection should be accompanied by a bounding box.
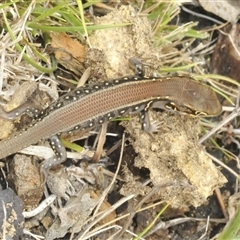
[0,76,222,167]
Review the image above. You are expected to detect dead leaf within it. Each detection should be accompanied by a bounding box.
[48,32,86,76]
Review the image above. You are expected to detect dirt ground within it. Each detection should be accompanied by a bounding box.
[0,2,239,240]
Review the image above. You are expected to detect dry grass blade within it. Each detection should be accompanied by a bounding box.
[199,91,240,144]
[74,134,127,240]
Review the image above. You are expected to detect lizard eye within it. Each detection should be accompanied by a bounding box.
[188,90,202,100]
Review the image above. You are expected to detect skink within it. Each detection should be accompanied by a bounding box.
[0,75,222,172]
